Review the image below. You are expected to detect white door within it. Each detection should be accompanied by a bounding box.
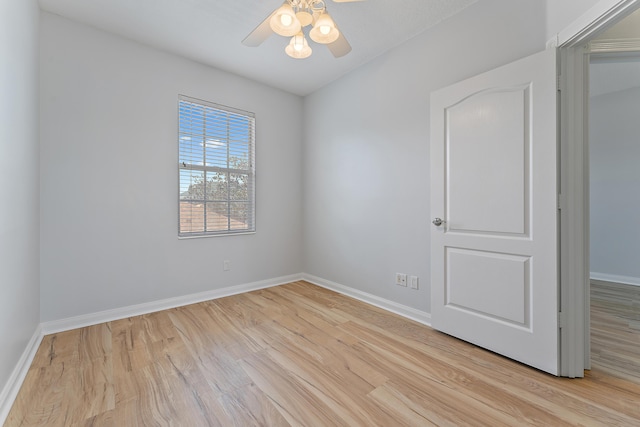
[430,48,559,375]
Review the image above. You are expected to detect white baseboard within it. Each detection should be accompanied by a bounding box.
[3,272,429,425]
[41,273,304,335]
[590,272,640,287]
[0,325,44,426]
[302,273,431,326]
[40,271,430,335]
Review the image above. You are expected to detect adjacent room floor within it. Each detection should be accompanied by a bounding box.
[590,279,640,384]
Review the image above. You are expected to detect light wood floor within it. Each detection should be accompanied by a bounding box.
[590,279,640,383]
[6,281,640,426]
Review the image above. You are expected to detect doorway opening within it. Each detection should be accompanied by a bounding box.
[557,0,640,378]
[587,11,640,382]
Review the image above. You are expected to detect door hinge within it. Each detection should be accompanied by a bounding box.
[557,73,562,92]
[558,311,566,329]
[557,193,563,210]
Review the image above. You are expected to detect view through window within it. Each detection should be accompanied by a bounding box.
[178,96,255,237]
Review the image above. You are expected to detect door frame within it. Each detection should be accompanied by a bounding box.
[555,0,640,377]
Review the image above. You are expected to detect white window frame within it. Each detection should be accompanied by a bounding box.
[178,95,255,237]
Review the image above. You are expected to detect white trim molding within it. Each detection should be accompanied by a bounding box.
[556,0,640,47]
[303,274,431,326]
[591,272,640,287]
[41,274,303,335]
[38,273,431,335]
[0,326,44,425]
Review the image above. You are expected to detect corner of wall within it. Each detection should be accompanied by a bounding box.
[0,327,43,425]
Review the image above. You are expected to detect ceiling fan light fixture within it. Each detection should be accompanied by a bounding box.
[285,32,312,59]
[309,12,339,44]
[296,10,313,27]
[243,0,358,59]
[281,14,294,26]
[270,2,301,37]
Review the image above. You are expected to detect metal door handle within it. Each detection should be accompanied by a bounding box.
[432,218,444,226]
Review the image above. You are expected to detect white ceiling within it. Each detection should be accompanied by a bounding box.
[38,0,477,96]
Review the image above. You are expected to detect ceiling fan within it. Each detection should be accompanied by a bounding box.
[242,0,365,59]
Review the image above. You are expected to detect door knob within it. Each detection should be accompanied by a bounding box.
[432,218,444,226]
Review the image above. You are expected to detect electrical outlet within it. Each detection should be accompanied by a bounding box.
[396,273,407,287]
[409,275,419,289]
[223,260,231,271]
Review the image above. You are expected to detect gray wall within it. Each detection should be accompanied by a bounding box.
[39,13,304,321]
[545,0,602,40]
[0,0,40,399]
[302,0,548,313]
[590,58,640,285]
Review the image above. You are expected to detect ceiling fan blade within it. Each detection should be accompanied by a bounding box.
[327,31,351,58]
[242,11,276,47]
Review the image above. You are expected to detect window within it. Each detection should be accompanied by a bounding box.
[178,96,255,237]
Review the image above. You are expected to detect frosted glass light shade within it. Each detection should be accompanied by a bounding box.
[270,2,301,37]
[285,33,312,59]
[309,12,339,44]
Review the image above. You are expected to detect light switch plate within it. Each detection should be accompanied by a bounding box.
[409,275,418,289]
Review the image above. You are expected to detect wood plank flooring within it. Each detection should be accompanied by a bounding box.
[590,279,640,383]
[6,281,640,426]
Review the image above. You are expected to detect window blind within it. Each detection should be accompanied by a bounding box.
[178,95,255,237]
